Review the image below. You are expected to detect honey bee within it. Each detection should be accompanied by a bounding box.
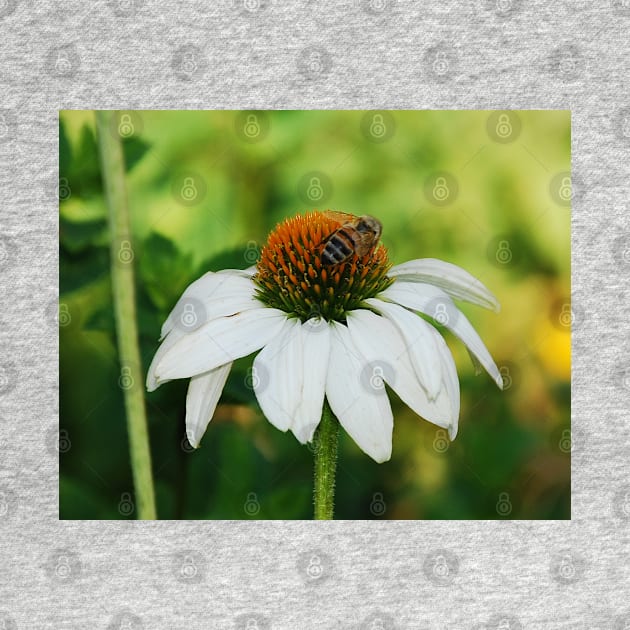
[321,212,382,266]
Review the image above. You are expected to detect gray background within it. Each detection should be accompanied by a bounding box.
[1,0,629,628]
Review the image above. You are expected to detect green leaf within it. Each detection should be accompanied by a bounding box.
[123,136,151,171]
[59,118,72,177]
[139,232,194,311]
[60,215,107,253]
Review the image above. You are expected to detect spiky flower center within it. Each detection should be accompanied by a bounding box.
[254,211,393,322]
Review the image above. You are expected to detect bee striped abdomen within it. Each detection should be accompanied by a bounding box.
[322,229,354,265]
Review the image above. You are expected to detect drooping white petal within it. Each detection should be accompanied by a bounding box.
[389,258,500,312]
[326,322,393,463]
[185,363,233,448]
[146,328,185,392]
[365,298,443,400]
[153,308,287,382]
[161,272,259,340]
[253,318,303,433]
[346,309,454,430]
[378,283,503,389]
[292,319,331,444]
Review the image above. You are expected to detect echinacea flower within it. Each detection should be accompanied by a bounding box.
[146,211,502,463]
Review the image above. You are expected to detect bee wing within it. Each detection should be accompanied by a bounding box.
[354,230,379,257]
[322,210,357,226]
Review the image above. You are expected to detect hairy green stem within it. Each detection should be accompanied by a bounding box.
[313,401,339,520]
[95,111,157,520]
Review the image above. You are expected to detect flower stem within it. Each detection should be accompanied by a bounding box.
[95,111,157,520]
[313,400,339,520]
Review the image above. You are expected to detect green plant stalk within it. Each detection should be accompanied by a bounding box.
[313,401,340,520]
[95,111,157,520]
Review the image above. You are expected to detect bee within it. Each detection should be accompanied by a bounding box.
[321,212,383,266]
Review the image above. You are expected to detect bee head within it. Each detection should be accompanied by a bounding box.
[357,215,382,239]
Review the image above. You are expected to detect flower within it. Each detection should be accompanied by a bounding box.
[146,211,502,463]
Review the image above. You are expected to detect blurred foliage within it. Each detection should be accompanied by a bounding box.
[59,110,571,520]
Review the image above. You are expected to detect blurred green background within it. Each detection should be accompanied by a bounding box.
[59,110,571,520]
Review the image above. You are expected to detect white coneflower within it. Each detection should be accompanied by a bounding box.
[147,211,502,465]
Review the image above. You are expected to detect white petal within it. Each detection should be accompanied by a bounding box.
[292,319,331,443]
[153,307,287,382]
[161,272,259,340]
[379,283,503,389]
[146,328,184,392]
[346,309,454,430]
[389,258,500,312]
[326,322,393,463]
[365,298,443,400]
[185,363,232,448]
[253,318,303,433]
